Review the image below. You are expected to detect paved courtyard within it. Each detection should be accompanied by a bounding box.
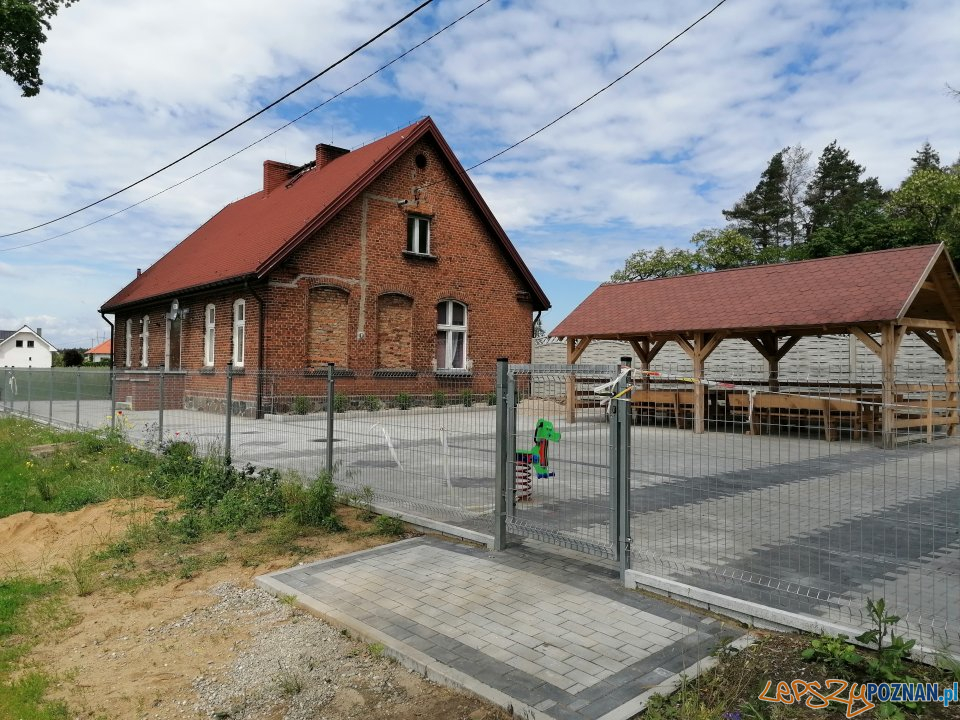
[257,536,745,720]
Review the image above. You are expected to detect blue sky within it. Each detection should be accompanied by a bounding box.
[0,0,958,349]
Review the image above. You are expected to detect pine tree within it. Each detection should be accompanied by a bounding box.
[910,142,942,174]
[722,151,793,261]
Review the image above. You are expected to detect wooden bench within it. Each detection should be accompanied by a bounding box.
[726,392,870,441]
[629,389,698,429]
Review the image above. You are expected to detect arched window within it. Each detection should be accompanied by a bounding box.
[436,300,467,370]
[124,318,132,367]
[232,299,245,366]
[204,304,216,366]
[140,315,149,367]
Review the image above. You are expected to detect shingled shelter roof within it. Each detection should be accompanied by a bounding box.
[551,244,960,339]
[101,117,549,313]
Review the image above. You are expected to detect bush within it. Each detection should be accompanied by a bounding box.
[291,395,310,415]
[431,391,446,408]
[460,390,473,407]
[361,395,382,412]
[393,393,412,410]
[486,391,497,406]
[374,515,405,536]
[333,393,349,413]
[283,471,344,530]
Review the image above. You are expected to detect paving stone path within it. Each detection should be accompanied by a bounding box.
[258,537,744,720]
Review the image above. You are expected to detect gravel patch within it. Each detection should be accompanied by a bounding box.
[151,582,419,720]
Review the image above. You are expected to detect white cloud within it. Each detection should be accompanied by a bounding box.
[1,0,958,346]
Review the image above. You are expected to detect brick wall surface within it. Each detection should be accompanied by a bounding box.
[112,134,536,407]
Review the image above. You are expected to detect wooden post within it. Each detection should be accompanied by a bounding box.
[880,324,904,449]
[565,336,592,424]
[940,328,958,437]
[926,390,934,444]
[692,333,705,433]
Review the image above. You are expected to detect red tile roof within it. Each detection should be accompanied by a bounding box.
[551,244,954,338]
[85,339,111,355]
[101,117,549,312]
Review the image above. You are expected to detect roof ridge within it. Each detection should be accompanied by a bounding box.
[605,244,942,288]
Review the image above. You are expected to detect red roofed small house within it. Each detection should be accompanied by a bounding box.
[100,118,549,415]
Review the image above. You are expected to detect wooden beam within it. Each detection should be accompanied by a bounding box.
[936,328,957,364]
[672,335,696,360]
[921,281,937,292]
[567,337,592,364]
[930,270,960,326]
[893,324,908,354]
[912,329,946,359]
[701,332,726,361]
[746,336,772,360]
[775,335,802,361]
[851,327,882,357]
[899,317,957,331]
[881,324,896,448]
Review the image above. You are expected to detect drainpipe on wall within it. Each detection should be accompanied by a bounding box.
[246,282,266,419]
[99,312,115,368]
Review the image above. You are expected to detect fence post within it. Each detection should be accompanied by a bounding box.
[494,358,509,551]
[617,356,633,581]
[48,366,54,425]
[27,370,32,418]
[158,367,165,446]
[506,370,518,520]
[75,369,81,428]
[110,368,117,431]
[326,362,335,476]
[224,362,233,466]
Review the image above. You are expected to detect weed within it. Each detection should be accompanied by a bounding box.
[282,471,344,530]
[460,390,473,407]
[275,662,304,696]
[374,515,405,537]
[333,393,349,413]
[291,395,311,415]
[356,486,375,521]
[367,642,386,658]
[33,474,56,502]
[361,395,382,412]
[800,633,862,677]
[393,392,412,410]
[431,390,446,408]
[64,548,98,597]
[486,391,497,406]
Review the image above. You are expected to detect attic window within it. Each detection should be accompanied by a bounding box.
[415,153,427,169]
[406,215,430,255]
[27,340,34,348]
[15,340,22,347]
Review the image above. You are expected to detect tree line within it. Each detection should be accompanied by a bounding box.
[611,141,960,282]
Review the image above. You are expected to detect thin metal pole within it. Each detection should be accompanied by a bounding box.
[617,356,633,581]
[493,358,509,551]
[110,368,117,431]
[27,370,32,417]
[506,371,517,521]
[326,362,335,476]
[48,366,54,425]
[158,368,165,446]
[75,369,81,427]
[225,362,234,465]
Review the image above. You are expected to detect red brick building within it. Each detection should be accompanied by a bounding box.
[100,118,549,415]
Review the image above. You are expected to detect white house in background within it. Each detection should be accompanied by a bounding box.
[0,325,58,368]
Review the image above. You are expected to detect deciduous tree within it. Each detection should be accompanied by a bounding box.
[0,0,77,97]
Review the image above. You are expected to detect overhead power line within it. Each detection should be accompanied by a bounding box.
[0,0,436,240]
[0,0,493,253]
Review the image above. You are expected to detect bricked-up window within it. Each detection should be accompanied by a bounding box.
[436,300,467,370]
[125,319,132,367]
[232,300,245,366]
[140,315,149,367]
[377,294,413,369]
[308,287,349,367]
[406,215,430,255]
[204,304,216,366]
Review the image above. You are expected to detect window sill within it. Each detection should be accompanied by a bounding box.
[373,369,418,378]
[435,369,472,378]
[199,367,216,375]
[402,251,438,262]
[228,367,246,376]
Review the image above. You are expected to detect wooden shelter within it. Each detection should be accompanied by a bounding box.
[550,244,960,445]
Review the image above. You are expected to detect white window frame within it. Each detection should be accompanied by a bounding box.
[406,215,430,255]
[204,304,216,366]
[140,315,149,367]
[232,299,245,367]
[125,319,132,367]
[436,300,467,370]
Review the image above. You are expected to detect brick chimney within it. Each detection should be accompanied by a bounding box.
[316,144,349,169]
[263,160,298,194]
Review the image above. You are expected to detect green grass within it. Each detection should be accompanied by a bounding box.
[0,578,69,720]
[0,417,157,518]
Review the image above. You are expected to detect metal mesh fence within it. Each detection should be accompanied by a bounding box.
[2,361,958,651]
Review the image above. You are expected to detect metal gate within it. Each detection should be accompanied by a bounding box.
[493,359,634,578]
